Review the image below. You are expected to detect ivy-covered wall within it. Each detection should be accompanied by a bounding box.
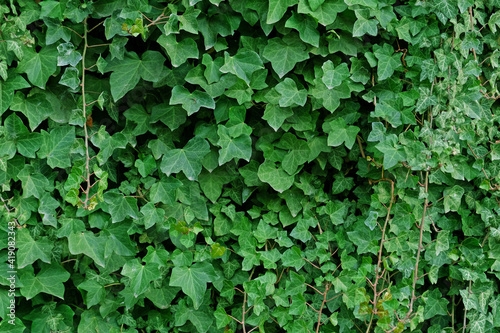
[1,0,500,332]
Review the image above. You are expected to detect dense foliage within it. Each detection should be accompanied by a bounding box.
[1,0,500,332]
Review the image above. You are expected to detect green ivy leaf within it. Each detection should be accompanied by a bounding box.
[20,264,70,300]
[257,160,295,193]
[219,50,264,86]
[375,134,406,169]
[68,231,106,268]
[17,45,58,89]
[169,85,215,115]
[16,228,53,268]
[275,78,308,107]
[267,0,299,24]
[157,34,199,67]
[10,92,53,131]
[149,177,182,205]
[106,51,166,101]
[443,185,464,213]
[37,126,76,169]
[322,61,350,89]
[160,137,210,181]
[263,36,309,78]
[169,262,217,310]
[121,259,160,297]
[322,118,360,149]
[285,12,320,47]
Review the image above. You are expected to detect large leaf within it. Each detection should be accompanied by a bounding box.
[16,228,53,268]
[37,125,76,169]
[257,160,295,193]
[160,137,210,181]
[121,259,160,297]
[17,45,58,89]
[19,264,70,300]
[105,51,166,101]
[263,36,309,78]
[170,262,217,309]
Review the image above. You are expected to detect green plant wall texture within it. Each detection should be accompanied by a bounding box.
[1,0,500,332]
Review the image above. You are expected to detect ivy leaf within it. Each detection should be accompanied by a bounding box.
[322,61,350,89]
[443,185,464,213]
[68,231,106,268]
[297,0,347,26]
[20,264,70,300]
[219,50,264,86]
[103,191,139,223]
[17,45,58,89]
[262,104,293,131]
[78,280,105,308]
[16,228,53,268]
[423,289,449,319]
[322,118,360,150]
[37,126,76,169]
[169,85,215,115]
[10,92,53,131]
[375,134,406,169]
[263,36,309,78]
[160,137,210,181]
[285,12,320,47]
[217,125,252,165]
[106,51,166,101]
[258,160,295,193]
[149,177,183,205]
[199,167,235,203]
[157,34,199,67]
[0,73,31,116]
[121,259,160,297]
[275,78,307,107]
[17,166,52,199]
[278,133,310,175]
[267,0,299,24]
[169,262,217,309]
[151,103,187,131]
[353,9,379,37]
[373,44,401,81]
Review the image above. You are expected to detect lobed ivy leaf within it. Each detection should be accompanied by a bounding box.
[169,262,217,310]
[257,160,295,193]
[263,36,310,78]
[169,85,216,115]
[17,45,58,89]
[160,137,210,181]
